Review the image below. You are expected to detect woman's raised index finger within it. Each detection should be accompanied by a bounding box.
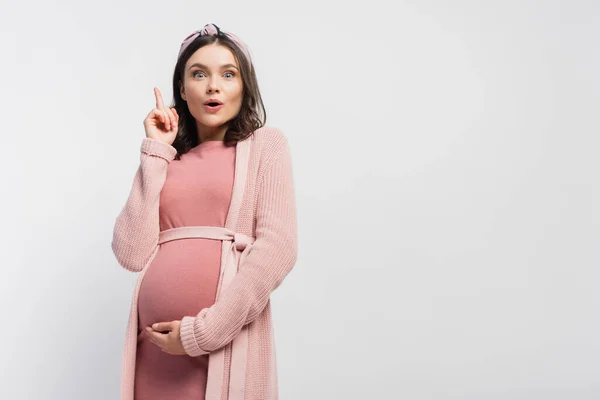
[154,87,164,108]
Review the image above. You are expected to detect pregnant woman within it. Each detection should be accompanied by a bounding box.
[111,23,298,400]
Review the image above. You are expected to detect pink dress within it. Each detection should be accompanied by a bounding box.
[134,140,236,400]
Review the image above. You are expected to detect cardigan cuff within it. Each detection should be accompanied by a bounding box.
[180,315,209,357]
[140,138,177,161]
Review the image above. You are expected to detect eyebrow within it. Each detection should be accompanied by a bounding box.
[188,63,239,71]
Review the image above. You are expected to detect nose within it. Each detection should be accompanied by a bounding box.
[206,80,220,94]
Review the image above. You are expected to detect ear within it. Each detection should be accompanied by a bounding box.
[178,81,186,101]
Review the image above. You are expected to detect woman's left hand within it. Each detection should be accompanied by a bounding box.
[145,320,187,355]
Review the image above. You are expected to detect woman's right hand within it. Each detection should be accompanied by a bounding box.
[143,87,179,145]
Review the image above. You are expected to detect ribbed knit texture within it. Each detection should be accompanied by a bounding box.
[112,126,298,400]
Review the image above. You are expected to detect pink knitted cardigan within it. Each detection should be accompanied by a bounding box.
[111,126,298,400]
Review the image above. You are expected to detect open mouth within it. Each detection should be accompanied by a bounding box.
[204,102,223,112]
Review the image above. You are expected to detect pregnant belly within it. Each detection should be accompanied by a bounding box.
[137,238,223,330]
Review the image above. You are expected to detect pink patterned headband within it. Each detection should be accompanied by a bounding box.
[178,23,252,65]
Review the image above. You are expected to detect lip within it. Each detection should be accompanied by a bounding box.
[204,98,223,105]
[203,104,223,113]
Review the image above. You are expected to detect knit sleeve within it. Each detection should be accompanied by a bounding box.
[111,138,177,273]
[179,135,298,356]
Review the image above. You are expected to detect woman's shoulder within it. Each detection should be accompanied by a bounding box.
[251,125,287,142]
[249,125,289,153]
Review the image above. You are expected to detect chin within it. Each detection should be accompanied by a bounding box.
[202,111,238,122]
[196,116,233,129]
[191,108,239,129]
[198,119,224,127]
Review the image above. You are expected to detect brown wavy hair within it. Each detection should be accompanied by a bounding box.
[169,33,266,159]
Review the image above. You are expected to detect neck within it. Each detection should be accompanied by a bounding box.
[196,124,228,142]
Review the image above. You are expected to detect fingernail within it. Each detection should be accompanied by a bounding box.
[152,324,157,329]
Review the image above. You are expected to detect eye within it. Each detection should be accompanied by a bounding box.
[224,71,235,78]
[192,71,205,78]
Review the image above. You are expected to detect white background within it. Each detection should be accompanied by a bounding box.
[1,0,599,399]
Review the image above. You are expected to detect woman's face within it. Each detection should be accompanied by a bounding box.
[179,43,244,135]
